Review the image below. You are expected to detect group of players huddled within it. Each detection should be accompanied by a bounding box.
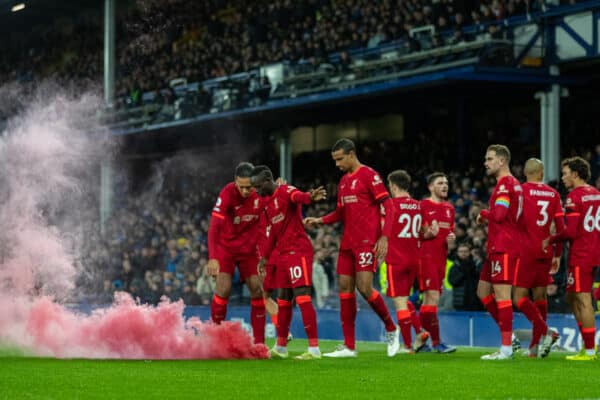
[207,139,600,361]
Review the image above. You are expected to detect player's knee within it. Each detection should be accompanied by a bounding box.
[215,278,232,298]
[356,284,372,299]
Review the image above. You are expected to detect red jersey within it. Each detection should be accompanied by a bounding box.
[420,198,455,260]
[550,185,600,267]
[480,175,524,254]
[322,165,392,250]
[258,185,313,259]
[386,196,421,266]
[521,182,564,259]
[208,182,262,257]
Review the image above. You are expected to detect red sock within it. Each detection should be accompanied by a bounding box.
[270,313,278,327]
[407,301,423,333]
[535,299,547,322]
[497,300,513,347]
[340,293,357,350]
[577,320,583,332]
[367,290,396,332]
[420,305,439,346]
[250,298,266,344]
[396,310,412,348]
[276,299,293,347]
[210,294,228,324]
[581,327,596,351]
[516,297,547,347]
[296,295,319,347]
[481,294,499,326]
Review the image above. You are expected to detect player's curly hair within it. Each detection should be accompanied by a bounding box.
[250,165,273,180]
[561,156,591,182]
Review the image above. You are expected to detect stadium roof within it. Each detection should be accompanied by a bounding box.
[0,0,101,33]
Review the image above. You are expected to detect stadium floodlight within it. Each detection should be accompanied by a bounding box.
[11,3,25,12]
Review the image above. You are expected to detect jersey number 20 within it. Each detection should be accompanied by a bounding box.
[397,214,422,238]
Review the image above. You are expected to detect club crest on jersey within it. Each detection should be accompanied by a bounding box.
[446,209,451,218]
[351,179,358,190]
[274,198,279,209]
[254,199,259,209]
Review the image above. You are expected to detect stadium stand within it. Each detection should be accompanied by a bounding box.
[0,0,572,130]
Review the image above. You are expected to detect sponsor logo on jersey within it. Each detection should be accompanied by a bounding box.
[271,213,284,224]
[372,174,382,186]
[241,214,257,222]
[342,195,358,204]
[438,222,452,229]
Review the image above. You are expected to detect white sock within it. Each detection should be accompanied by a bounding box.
[275,345,287,353]
[586,349,595,356]
[500,345,512,356]
[308,346,320,355]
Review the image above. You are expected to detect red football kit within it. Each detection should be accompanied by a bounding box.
[208,182,262,280]
[419,198,455,292]
[386,196,421,297]
[479,175,524,284]
[322,165,394,275]
[515,182,564,288]
[258,185,314,289]
[550,185,600,293]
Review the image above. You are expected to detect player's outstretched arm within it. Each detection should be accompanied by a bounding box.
[309,186,327,202]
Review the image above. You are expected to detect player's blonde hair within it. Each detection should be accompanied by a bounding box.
[487,144,511,163]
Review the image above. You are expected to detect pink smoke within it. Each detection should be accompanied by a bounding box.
[0,89,267,359]
[23,293,268,359]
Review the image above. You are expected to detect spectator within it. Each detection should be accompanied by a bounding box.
[448,244,483,311]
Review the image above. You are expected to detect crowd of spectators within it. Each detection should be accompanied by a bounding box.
[77,140,600,314]
[0,0,566,112]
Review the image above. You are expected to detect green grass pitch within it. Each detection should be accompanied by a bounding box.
[1,340,600,399]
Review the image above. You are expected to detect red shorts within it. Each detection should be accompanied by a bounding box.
[337,247,376,276]
[262,263,277,291]
[275,252,313,289]
[479,253,518,285]
[513,256,552,288]
[418,255,444,292]
[386,261,417,297]
[566,265,597,293]
[214,248,259,281]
